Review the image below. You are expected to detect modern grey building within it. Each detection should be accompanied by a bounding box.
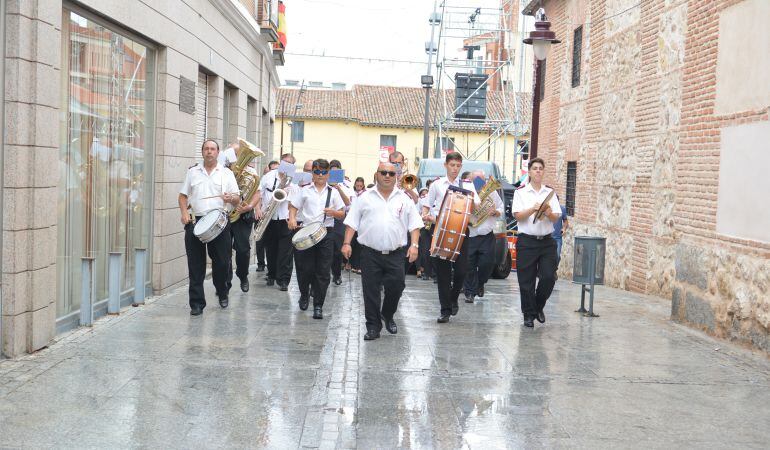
[0,0,285,357]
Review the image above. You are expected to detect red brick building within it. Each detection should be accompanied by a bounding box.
[523,0,770,351]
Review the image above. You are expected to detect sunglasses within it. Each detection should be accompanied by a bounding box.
[312,169,329,175]
[378,170,397,177]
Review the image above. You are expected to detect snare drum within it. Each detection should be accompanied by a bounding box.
[292,221,327,250]
[430,187,473,261]
[193,209,228,243]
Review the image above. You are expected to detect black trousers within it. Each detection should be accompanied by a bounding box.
[184,221,232,310]
[255,235,266,266]
[264,219,294,284]
[229,217,252,282]
[515,234,558,318]
[360,246,406,332]
[350,232,361,270]
[433,238,469,316]
[418,227,434,277]
[294,232,334,307]
[463,232,496,296]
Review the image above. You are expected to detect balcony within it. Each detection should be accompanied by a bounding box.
[256,0,279,42]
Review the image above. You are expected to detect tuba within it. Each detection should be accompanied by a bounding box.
[470,176,502,227]
[254,173,291,241]
[229,138,264,223]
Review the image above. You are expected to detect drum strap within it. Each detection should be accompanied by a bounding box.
[321,187,332,223]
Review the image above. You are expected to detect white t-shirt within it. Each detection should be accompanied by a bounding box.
[344,188,423,252]
[511,184,562,236]
[179,163,239,216]
[425,176,480,217]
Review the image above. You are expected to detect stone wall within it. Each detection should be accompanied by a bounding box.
[536,0,769,351]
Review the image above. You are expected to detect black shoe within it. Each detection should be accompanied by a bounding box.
[478,287,485,297]
[266,278,275,287]
[464,293,474,304]
[537,310,546,324]
[384,318,398,334]
[333,277,342,286]
[255,264,265,272]
[437,315,450,323]
[433,278,438,284]
[524,317,534,328]
[363,330,380,340]
[278,281,288,291]
[190,307,203,316]
[451,304,459,316]
[422,274,429,280]
[299,295,309,311]
[218,295,229,309]
[240,278,249,293]
[313,307,323,319]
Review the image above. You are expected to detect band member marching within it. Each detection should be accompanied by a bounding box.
[288,159,346,319]
[178,139,240,315]
[254,161,279,273]
[329,159,352,286]
[255,153,297,291]
[511,157,561,327]
[342,162,422,341]
[463,170,504,303]
[422,152,479,323]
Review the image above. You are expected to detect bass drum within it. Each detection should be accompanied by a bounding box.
[292,221,327,250]
[193,209,228,243]
[430,186,473,262]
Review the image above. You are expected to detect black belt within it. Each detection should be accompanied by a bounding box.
[518,233,552,241]
[363,245,406,255]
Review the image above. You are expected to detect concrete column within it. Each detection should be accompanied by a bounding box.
[2,0,62,356]
[207,75,224,143]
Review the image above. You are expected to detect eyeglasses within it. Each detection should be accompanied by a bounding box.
[312,169,329,175]
[378,170,397,177]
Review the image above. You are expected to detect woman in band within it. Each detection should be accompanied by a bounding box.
[288,159,346,319]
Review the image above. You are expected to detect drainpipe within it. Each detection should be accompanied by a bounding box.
[0,0,7,359]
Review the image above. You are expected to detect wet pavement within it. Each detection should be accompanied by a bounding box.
[1,268,769,449]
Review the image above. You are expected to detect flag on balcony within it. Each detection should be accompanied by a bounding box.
[276,1,287,50]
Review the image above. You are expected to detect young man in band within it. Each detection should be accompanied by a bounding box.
[342,162,422,341]
[228,154,262,293]
[422,152,479,323]
[256,153,297,291]
[178,139,240,315]
[255,160,279,273]
[464,170,504,304]
[512,157,561,327]
[288,159,345,319]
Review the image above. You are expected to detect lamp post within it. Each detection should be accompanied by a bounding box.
[421,1,440,160]
[523,8,560,160]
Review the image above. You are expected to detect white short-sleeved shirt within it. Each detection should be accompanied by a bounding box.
[290,183,345,228]
[216,147,238,167]
[259,169,296,220]
[511,184,562,236]
[180,163,239,216]
[470,191,505,237]
[335,180,355,210]
[344,188,423,252]
[425,176,480,217]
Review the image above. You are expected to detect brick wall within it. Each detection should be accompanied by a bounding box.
[533,0,770,351]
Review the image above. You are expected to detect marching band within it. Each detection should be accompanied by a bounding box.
[180,138,558,336]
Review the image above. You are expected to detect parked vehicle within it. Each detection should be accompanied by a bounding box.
[415,158,514,279]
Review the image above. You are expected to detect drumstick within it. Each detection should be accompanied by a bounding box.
[199,193,240,200]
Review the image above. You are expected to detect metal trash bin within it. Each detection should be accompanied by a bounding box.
[572,236,606,317]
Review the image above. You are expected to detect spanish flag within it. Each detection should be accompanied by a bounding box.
[275,1,287,50]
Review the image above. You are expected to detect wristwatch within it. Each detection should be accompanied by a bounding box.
[411,243,419,248]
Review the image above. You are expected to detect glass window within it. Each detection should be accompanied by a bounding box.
[57,10,155,321]
[571,26,583,88]
[291,120,304,142]
[566,161,577,216]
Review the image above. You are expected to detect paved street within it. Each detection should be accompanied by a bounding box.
[1,269,769,449]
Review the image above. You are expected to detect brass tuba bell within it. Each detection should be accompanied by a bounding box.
[401,173,418,190]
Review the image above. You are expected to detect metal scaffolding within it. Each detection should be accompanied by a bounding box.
[428,0,532,182]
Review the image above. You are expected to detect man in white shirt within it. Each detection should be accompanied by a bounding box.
[421,152,479,323]
[256,153,297,291]
[254,160,279,273]
[512,157,562,328]
[178,139,240,316]
[464,170,505,304]
[342,162,422,341]
[288,159,346,319]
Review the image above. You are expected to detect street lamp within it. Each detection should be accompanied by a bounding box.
[421,0,440,160]
[523,8,560,160]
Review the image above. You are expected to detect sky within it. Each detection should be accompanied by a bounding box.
[277,0,512,88]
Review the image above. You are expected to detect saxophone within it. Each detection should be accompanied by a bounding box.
[254,173,292,241]
[470,176,502,227]
[229,138,264,223]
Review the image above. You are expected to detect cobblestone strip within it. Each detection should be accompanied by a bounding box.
[0,286,182,398]
[300,285,361,449]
